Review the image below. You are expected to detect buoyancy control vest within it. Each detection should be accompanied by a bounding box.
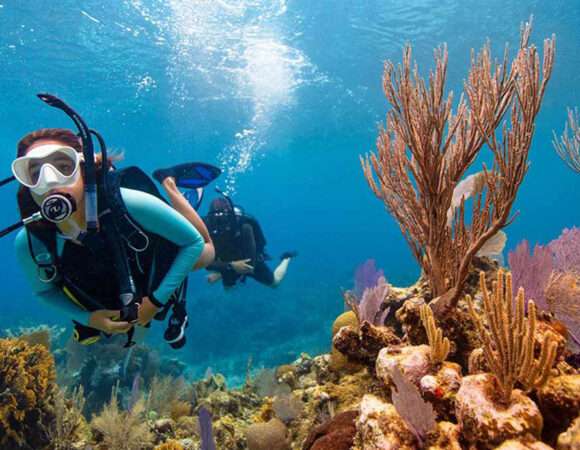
[26,166,182,344]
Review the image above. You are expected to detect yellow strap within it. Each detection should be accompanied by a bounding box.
[62,286,88,310]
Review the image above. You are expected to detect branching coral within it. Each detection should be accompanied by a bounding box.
[0,338,56,449]
[147,375,188,417]
[91,383,154,450]
[361,20,555,317]
[466,271,558,404]
[48,386,86,450]
[553,107,580,173]
[419,304,450,364]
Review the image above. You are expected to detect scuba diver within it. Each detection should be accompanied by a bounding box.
[200,193,297,289]
[5,94,220,349]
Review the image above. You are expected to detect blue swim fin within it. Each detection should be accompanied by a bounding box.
[153,162,221,189]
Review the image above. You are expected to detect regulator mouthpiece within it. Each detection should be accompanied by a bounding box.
[40,193,76,223]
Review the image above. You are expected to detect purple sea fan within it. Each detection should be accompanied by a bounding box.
[390,365,437,446]
[548,227,580,274]
[508,240,553,312]
[546,271,580,351]
[354,259,384,300]
[199,406,216,450]
[359,276,391,326]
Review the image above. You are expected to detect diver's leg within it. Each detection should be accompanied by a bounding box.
[161,177,215,269]
[272,257,291,286]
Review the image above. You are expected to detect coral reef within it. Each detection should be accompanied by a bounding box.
[11,22,575,450]
[0,338,57,449]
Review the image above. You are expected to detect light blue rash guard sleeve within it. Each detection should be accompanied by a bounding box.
[14,228,91,324]
[121,188,204,304]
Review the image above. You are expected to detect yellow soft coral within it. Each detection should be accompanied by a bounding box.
[155,440,185,450]
[0,338,56,448]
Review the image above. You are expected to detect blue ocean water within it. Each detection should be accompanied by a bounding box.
[0,0,578,381]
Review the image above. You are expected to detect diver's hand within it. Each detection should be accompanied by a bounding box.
[137,296,160,326]
[207,272,222,284]
[231,259,254,274]
[88,310,132,334]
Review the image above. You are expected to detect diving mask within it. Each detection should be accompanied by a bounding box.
[12,144,82,195]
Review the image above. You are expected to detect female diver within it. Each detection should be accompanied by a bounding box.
[13,128,215,347]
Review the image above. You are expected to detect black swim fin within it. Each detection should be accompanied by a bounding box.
[153,162,221,189]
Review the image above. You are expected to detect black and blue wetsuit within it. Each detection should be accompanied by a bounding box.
[14,187,204,327]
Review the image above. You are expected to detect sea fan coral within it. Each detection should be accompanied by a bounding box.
[545,272,580,349]
[0,338,56,449]
[361,21,555,316]
[390,365,437,446]
[549,227,580,273]
[508,240,553,311]
[353,259,384,299]
[360,276,391,325]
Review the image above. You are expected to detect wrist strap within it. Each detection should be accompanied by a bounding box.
[148,293,164,308]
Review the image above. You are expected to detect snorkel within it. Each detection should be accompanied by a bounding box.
[37,93,99,235]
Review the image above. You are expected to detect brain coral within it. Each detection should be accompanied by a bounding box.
[0,338,56,449]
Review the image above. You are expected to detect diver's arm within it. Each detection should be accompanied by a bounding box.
[241,222,258,266]
[121,188,204,305]
[206,259,231,272]
[14,229,91,324]
[161,177,215,269]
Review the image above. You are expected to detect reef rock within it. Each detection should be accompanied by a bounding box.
[375,344,431,389]
[557,415,580,450]
[395,297,427,344]
[456,374,543,448]
[245,418,289,450]
[302,410,358,450]
[537,374,580,439]
[493,439,554,449]
[333,322,401,367]
[425,421,462,450]
[419,362,463,420]
[353,394,418,450]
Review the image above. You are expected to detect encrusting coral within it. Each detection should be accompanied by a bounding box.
[466,270,558,404]
[0,338,57,449]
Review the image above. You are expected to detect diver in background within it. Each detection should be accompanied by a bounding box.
[202,195,297,289]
